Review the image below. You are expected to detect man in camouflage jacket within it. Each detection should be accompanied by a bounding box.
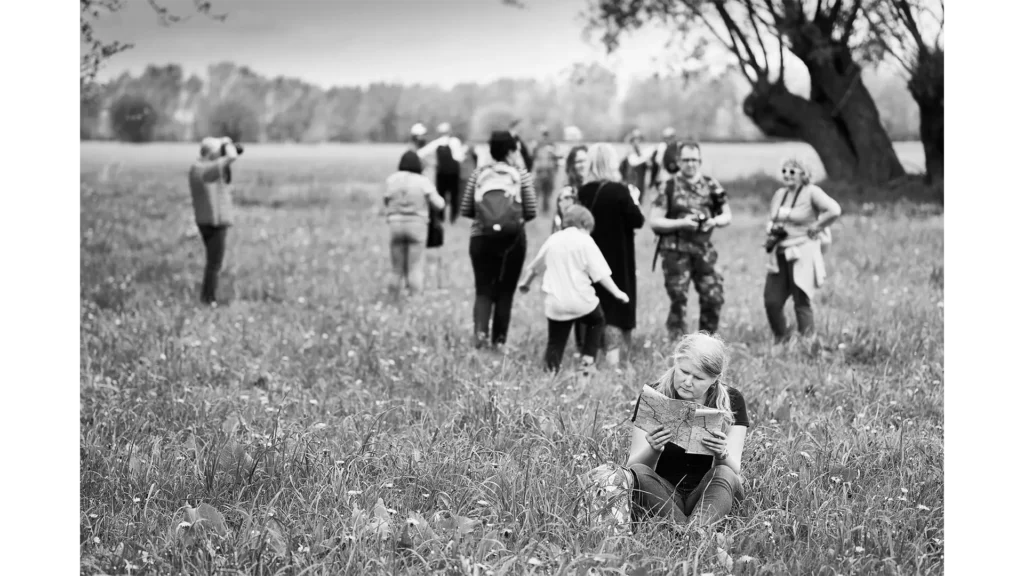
[649,142,733,337]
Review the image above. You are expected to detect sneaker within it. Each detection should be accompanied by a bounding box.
[473,332,490,350]
[579,356,596,377]
[585,464,633,532]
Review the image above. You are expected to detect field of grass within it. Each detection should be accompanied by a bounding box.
[80,142,943,575]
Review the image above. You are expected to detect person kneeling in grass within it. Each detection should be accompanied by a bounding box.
[518,205,629,372]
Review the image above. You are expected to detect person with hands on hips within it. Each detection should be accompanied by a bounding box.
[624,332,750,526]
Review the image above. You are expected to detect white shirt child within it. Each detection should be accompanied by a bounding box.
[531,227,613,321]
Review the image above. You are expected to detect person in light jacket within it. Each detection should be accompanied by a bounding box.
[187,136,242,305]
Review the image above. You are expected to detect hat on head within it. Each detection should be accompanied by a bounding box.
[410,123,427,137]
[437,122,451,134]
[662,127,676,138]
[200,136,223,157]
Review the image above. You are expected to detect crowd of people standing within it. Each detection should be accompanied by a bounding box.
[184,120,844,533]
[186,122,843,362]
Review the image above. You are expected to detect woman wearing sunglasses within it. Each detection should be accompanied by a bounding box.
[763,157,842,342]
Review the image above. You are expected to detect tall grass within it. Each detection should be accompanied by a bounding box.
[80,145,943,575]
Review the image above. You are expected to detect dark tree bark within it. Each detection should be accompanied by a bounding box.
[908,49,943,184]
[744,80,860,181]
[780,18,906,183]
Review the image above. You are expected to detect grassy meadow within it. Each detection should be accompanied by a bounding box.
[80,142,943,575]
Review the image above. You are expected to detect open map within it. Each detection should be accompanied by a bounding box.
[630,385,728,456]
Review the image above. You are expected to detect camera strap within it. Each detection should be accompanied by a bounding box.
[772,185,803,224]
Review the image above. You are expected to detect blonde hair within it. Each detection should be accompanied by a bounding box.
[780,156,814,185]
[583,143,620,184]
[655,332,734,424]
[561,205,595,232]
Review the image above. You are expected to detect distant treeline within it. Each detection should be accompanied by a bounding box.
[80,61,920,144]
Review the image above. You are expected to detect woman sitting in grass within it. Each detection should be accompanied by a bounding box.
[609,332,750,526]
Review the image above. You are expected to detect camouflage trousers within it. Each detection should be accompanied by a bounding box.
[661,245,725,336]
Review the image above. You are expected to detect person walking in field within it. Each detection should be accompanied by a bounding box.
[620,129,651,203]
[649,141,732,339]
[508,119,534,172]
[575,144,645,367]
[409,123,449,287]
[518,205,629,373]
[381,151,446,297]
[187,136,243,305]
[553,145,588,232]
[416,122,465,223]
[592,332,750,527]
[549,184,587,354]
[762,157,842,342]
[532,126,560,214]
[458,137,479,220]
[649,127,681,193]
[459,130,538,350]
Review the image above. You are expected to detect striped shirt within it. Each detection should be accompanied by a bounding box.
[459,162,538,237]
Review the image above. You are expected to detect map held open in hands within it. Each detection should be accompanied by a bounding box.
[630,385,728,456]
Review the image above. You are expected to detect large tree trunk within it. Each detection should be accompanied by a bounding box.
[744,80,860,181]
[909,49,944,185]
[786,23,907,184]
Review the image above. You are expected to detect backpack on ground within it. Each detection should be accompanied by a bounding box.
[436,144,460,176]
[474,164,524,238]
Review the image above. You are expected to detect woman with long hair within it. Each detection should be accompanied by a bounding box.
[575,143,645,366]
[622,332,750,526]
[551,145,589,233]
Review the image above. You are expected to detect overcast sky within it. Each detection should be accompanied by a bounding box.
[91,0,682,89]
[74,0,950,89]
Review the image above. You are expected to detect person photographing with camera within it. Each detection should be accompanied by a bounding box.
[188,136,243,305]
[649,142,731,340]
[763,157,842,342]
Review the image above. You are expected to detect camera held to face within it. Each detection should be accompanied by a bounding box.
[763,224,788,253]
[221,141,245,156]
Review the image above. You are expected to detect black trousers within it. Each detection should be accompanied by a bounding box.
[198,224,228,304]
[437,172,461,223]
[764,250,814,340]
[469,233,526,347]
[545,305,605,371]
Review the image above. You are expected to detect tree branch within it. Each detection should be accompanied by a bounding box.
[713,0,765,77]
[82,0,227,91]
[892,0,927,51]
[863,10,913,73]
[680,0,759,85]
[827,0,843,28]
[841,0,863,44]
[744,0,771,71]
